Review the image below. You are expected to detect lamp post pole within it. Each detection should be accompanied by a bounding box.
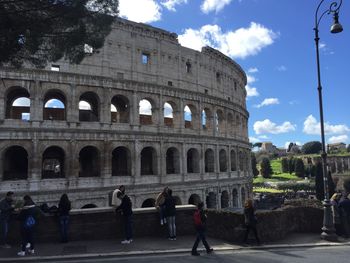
[314,0,343,241]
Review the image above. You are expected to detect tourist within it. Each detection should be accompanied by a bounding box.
[111,185,126,207]
[339,193,350,238]
[58,194,71,243]
[155,187,168,225]
[330,193,342,236]
[164,189,176,240]
[0,191,15,248]
[243,199,260,245]
[17,195,42,256]
[191,202,213,256]
[115,191,133,244]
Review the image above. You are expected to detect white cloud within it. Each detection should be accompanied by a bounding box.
[178,22,277,59]
[245,74,259,97]
[303,115,350,135]
[328,135,349,144]
[276,65,287,71]
[161,0,187,11]
[254,119,296,135]
[139,99,153,115]
[12,97,30,107]
[201,0,233,14]
[248,67,258,73]
[119,0,161,23]
[258,135,269,139]
[319,42,326,49]
[249,137,260,144]
[254,98,280,108]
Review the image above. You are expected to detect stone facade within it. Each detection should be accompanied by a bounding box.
[0,18,252,209]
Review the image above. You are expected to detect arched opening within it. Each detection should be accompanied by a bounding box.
[139,99,153,125]
[241,188,246,205]
[219,149,227,172]
[3,146,28,180]
[206,192,216,209]
[79,146,100,177]
[43,90,66,120]
[187,148,199,173]
[231,150,237,171]
[111,95,129,123]
[227,113,234,135]
[142,198,155,208]
[174,196,182,205]
[81,204,97,209]
[188,194,201,206]
[205,149,215,173]
[141,147,157,175]
[216,109,225,133]
[5,87,30,120]
[236,114,241,135]
[232,189,238,208]
[42,146,65,179]
[166,147,180,174]
[112,147,131,176]
[79,92,99,122]
[164,102,174,127]
[221,190,229,209]
[184,105,196,129]
[239,151,244,171]
[202,108,212,130]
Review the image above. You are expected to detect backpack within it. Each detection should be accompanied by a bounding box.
[193,209,202,227]
[24,215,36,229]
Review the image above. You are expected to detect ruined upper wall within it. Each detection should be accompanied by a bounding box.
[48,17,247,107]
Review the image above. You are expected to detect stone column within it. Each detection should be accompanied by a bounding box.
[131,91,139,128]
[134,140,141,183]
[67,84,78,124]
[30,81,42,124]
[159,140,165,183]
[102,140,112,179]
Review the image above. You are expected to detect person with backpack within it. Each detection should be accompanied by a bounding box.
[164,189,176,240]
[115,191,133,244]
[155,187,168,225]
[17,195,42,256]
[191,202,213,256]
[58,194,71,243]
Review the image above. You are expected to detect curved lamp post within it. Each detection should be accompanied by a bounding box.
[314,0,343,241]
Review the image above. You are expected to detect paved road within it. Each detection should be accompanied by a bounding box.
[28,245,349,263]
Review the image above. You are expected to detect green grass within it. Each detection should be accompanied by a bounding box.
[270,159,282,174]
[253,187,284,193]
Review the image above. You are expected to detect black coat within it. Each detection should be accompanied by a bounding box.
[58,200,71,216]
[164,196,176,217]
[0,198,14,221]
[116,195,133,216]
[244,207,257,226]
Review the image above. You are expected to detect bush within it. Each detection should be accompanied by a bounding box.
[294,158,305,178]
[288,157,295,174]
[281,158,289,173]
[260,158,273,178]
[251,153,259,177]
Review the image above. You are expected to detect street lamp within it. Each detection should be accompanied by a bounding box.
[314,0,343,241]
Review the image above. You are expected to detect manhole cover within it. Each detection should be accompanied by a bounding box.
[62,245,87,254]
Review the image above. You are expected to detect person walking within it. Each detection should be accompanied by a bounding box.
[0,191,15,248]
[339,193,350,238]
[191,202,213,256]
[58,194,71,243]
[17,195,42,256]
[330,193,342,236]
[243,199,260,245]
[115,191,133,244]
[155,187,168,225]
[164,189,176,240]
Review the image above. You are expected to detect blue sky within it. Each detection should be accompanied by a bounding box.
[118,0,350,148]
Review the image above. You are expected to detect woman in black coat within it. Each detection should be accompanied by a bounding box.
[58,194,71,243]
[243,199,260,245]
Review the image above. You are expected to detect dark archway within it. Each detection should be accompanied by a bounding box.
[187,148,199,173]
[79,146,100,177]
[166,147,180,174]
[79,92,99,122]
[188,194,201,206]
[232,189,238,208]
[43,90,66,120]
[219,149,227,172]
[141,147,157,175]
[206,192,216,209]
[42,146,65,179]
[205,149,215,173]
[112,147,131,176]
[221,190,229,209]
[231,150,237,171]
[3,146,28,180]
[111,95,129,123]
[141,198,155,208]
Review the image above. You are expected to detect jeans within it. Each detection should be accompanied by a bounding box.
[159,205,166,223]
[192,228,210,252]
[0,219,9,245]
[59,215,69,242]
[166,216,176,238]
[20,227,34,251]
[124,215,133,240]
[243,224,260,244]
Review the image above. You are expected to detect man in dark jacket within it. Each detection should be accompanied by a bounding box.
[115,191,133,244]
[191,202,213,256]
[164,189,176,240]
[0,191,14,248]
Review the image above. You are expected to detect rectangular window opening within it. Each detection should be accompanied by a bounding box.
[142,53,150,64]
[51,65,60,71]
[168,81,173,86]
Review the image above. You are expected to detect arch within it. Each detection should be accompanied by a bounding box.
[42,146,65,179]
[5,87,30,120]
[201,108,212,130]
[141,147,157,175]
[241,188,246,205]
[205,149,215,173]
[232,189,238,208]
[139,99,153,125]
[166,147,180,174]
[221,190,229,209]
[164,102,174,127]
[206,192,216,209]
[142,198,155,208]
[112,146,131,176]
[3,146,28,180]
[79,92,99,122]
[236,114,241,135]
[79,146,100,177]
[173,196,182,205]
[230,150,237,171]
[43,90,66,120]
[111,95,129,123]
[187,148,199,173]
[227,113,234,135]
[184,104,196,129]
[188,194,201,206]
[81,204,97,209]
[216,109,225,133]
[219,149,228,172]
[239,151,244,171]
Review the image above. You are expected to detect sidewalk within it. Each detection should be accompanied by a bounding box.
[0,233,349,262]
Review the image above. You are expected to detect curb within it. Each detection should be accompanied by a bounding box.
[1,242,350,262]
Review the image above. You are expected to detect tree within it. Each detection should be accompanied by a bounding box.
[260,157,273,178]
[347,144,350,153]
[281,158,289,173]
[288,157,295,174]
[294,158,305,178]
[0,0,119,68]
[251,153,259,177]
[301,141,322,154]
[314,162,335,201]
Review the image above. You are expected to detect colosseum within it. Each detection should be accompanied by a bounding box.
[0,17,252,209]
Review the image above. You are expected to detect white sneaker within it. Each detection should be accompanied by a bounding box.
[128,239,133,243]
[28,249,35,255]
[121,240,130,244]
[17,251,26,256]
[26,243,30,249]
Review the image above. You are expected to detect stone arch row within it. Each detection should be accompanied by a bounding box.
[3,86,247,137]
[1,144,250,180]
